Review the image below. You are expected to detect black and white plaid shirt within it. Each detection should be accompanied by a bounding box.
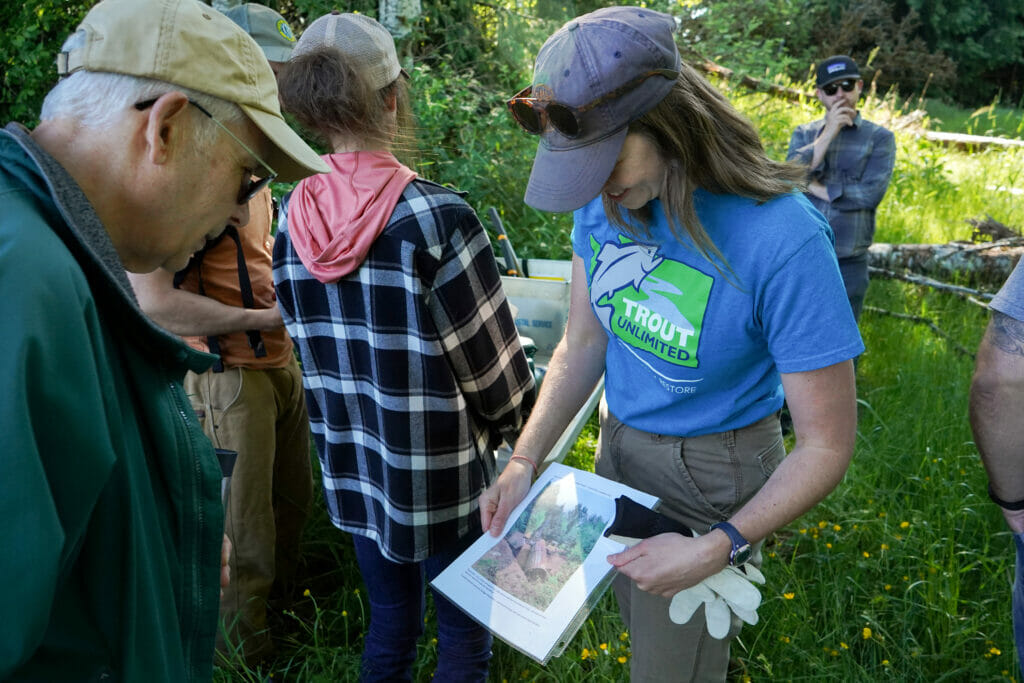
[273,179,535,562]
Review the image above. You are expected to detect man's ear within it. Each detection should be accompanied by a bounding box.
[142,92,191,165]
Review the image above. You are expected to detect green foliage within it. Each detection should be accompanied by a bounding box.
[411,59,573,260]
[897,0,1024,105]
[0,2,93,126]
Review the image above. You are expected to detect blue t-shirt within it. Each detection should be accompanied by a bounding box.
[571,190,864,436]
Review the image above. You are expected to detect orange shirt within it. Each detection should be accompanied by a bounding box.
[176,188,293,368]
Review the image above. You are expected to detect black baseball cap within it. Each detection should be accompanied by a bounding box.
[816,55,860,88]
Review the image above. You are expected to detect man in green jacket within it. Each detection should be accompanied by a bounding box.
[0,0,327,680]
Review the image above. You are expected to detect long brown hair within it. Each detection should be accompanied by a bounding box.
[603,62,806,272]
[277,47,416,163]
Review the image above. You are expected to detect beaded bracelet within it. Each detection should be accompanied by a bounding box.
[509,454,538,477]
[988,484,1024,511]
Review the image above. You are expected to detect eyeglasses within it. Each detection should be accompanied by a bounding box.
[821,79,857,96]
[134,98,277,205]
[507,68,678,138]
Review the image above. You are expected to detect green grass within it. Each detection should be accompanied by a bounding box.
[918,97,1024,139]
[215,77,1024,682]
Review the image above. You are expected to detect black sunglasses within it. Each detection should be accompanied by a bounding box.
[134,98,277,205]
[821,79,857,96]
[506,68,678,138]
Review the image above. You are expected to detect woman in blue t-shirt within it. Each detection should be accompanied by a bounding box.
[480,6,863,680]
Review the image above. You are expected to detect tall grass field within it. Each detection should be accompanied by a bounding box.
[216,70,1024,681]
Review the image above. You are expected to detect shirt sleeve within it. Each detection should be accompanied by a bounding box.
[0,234,116,676]
[759,230,865,373]
[427,209,536,448]
[826,125,896,211]
[992,259,1024,322]
[786,125,816,167]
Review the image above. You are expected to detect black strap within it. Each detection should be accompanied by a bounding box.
[172,226,266,372]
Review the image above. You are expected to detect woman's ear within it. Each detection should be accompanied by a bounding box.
[385,90,398,113]
[142,91,191,165]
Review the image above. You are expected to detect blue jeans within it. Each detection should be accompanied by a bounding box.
[1014,533,1024,679]
[352,533,492,682]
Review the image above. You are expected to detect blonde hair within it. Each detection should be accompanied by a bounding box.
[603,62,806,273]
[277,47,415,163]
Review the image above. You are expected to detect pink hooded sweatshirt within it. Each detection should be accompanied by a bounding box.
[287,151,417,283]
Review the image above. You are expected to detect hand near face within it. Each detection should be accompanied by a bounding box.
[822,101,856,139]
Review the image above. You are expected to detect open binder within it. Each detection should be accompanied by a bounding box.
[431,463,659,664]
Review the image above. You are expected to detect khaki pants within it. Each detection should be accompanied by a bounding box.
[595,401,785,682]
[185,354,312,663]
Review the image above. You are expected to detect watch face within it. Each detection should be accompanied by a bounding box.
[732,544,752,566]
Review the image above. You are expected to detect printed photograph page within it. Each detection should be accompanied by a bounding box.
[431,463,659,663]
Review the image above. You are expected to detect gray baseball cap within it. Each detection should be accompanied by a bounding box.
[223,3,297,63]
[523,6,680,213]
[293,11,401,91]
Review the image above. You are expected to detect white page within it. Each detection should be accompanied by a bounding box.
[432,463,659,664]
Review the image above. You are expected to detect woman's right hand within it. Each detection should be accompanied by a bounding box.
[479,458,535,536]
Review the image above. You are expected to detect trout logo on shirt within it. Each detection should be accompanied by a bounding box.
[588,236,712,371]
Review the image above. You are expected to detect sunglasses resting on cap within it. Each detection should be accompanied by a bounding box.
[507,68,678,138]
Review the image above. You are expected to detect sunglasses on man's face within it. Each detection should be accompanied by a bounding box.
[506,68,678,138]
[821,79,857,96]
[134,98,277,205]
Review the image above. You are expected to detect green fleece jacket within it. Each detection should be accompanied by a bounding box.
[0,123,224,680]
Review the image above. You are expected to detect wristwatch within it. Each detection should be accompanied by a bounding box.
[710,521,752,566]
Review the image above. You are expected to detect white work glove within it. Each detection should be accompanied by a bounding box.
[667,547,766,639]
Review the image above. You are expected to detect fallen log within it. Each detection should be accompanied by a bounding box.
[868,241,1024,287]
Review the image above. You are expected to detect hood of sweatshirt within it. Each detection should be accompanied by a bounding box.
[287,150,416,282]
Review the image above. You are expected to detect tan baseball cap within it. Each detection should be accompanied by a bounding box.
[293,12,402,91]
[56,0,328,182]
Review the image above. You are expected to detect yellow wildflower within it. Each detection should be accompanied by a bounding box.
[303,588,311,597]
[863,551,870,558]
[900,521,910,529]
[600,643,608,651]
[863,627,872,639]
[840,642,849,650]
[581,648,590,660]
[818,520,828,529]
[617,656,628,664]
[620,631,629,642]
[833,524,842,531]
[783,592,795,600]
[880,543,890,550]
[991,647,1002,656]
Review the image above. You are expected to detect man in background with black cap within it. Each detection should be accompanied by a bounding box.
[788,55,896,322]
[128,3,312,666]
[0,0,327,679]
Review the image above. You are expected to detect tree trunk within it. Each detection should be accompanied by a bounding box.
[868,241,1024,286]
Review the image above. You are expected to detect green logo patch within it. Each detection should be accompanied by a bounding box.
[589,237,712,368]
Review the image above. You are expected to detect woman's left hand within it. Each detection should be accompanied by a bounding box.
[607,531,729,598]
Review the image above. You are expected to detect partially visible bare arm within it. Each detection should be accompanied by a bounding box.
[609,360,857,597]
[127,268,282,337]
[970,311,1024,532]
[479,255,607,536]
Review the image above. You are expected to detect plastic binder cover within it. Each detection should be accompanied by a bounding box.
[430,463,659,665]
